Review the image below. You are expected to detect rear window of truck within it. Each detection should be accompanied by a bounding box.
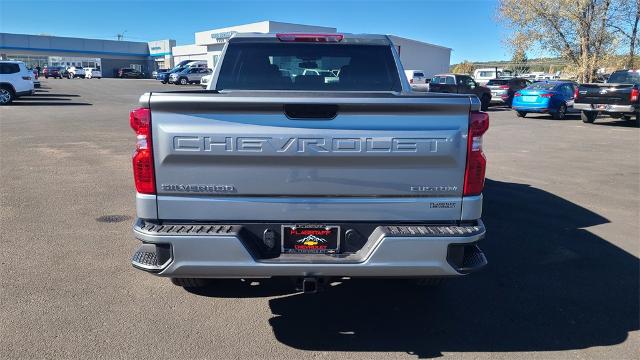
[216,43,402,91]
[607,71,640,84]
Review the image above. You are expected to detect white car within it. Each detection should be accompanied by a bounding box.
[200,74,212,88]
[66,66,85,79]
[84,68,102,79]
[0,60,34,105]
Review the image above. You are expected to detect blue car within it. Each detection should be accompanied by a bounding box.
[512,81,578,119]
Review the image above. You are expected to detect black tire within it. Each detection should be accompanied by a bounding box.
[0,86,15,105]
[581,110,598,123]
[170,278,208,288]
[179,77,188,85]
[44,75,49,79]
[480,94,490,111]
[516,111,527,118]
[552,104,567,120]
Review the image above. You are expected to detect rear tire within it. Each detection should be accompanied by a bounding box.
[552,104,567,120]
[516,111,527,118]
[171,278,208,288]
[480,95,490,111]
[179,77,188,85]
[581,110,598,123]
[0,86,15,105]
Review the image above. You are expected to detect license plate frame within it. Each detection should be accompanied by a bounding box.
[281,224,340,254]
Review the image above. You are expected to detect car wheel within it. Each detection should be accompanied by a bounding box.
[161,81,167,84]
[171,278,208,288]
[44,75,49,79]
[581,110,598,123]
[552,104,567,120]
[179,77,188,85]
[0,86,14,105]
[516,111,527,118]
[481,94,490,111]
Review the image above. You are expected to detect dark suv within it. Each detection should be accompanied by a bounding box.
[117,68,144,79]
[43,66,64,79]
[429,74,492,110]
[486,77,530,106]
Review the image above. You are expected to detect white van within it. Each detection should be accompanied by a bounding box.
[473,68,513,85]
[404,70,428,91]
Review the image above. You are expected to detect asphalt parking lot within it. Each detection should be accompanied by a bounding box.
[1,78,638,360]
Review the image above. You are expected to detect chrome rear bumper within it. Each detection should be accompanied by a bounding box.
[131,219,487,278]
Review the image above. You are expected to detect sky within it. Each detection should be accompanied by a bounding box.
[0,0,510,63]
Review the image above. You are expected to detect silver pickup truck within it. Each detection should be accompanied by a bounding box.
[130,33,489,292]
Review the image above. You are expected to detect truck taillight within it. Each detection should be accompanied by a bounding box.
[631,88,639,102]
[464,112,489,196]
[574,87,579,99]
[130,108,155,194]
[276,33,344,42]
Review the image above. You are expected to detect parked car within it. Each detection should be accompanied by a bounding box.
[117,68,144,79]
[574,69,639,126]
[486,77,531,106]
[200,73,212,88]
[158,61,207,84]
[43,66,63,79]
[404,69,428,91]
[0,60,35,105]
[302,68,339,83]
[429,73,492,110]
[129,32,489,291]
[152,69,169,79]
[511,81,578,119]
[84,68,102,79]
[169,67,212,85]
[65,66,85,79]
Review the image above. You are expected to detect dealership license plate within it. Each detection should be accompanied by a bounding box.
[594,104,608,110]
[282,225,340,254]
[522,96,537,102]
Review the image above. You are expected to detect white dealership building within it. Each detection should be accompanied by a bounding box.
[171,21,451,78]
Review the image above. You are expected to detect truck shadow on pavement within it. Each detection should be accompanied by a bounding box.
[263,179,639,358]
[11,93,90,106]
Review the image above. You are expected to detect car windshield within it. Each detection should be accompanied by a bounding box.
[216,42,401,91]
[607,71,640,84]
[487,79,508,85]
[526,82,558,90]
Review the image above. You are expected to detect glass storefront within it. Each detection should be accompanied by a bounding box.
[3,54,101,70]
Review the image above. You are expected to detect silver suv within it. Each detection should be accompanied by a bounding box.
[169,67,212,85]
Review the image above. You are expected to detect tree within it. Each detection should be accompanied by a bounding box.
[609,0,639,68]
[451,61,476,75]
[509,49,529,74]
[498,0,618,82]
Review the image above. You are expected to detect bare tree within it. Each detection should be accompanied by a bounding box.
[609,0,639,68]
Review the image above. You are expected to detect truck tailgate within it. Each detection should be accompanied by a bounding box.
[147,92,474,221]
[577,83,634,105]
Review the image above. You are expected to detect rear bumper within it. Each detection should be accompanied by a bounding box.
[131,219,487,278]
[511,105,550,113]
[574,103,637,113]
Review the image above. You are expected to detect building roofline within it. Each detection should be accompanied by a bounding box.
[387,34,451,51]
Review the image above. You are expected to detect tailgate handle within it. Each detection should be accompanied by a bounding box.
[284,104,338,120]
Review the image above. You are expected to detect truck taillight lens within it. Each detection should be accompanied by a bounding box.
[464,112,489,196]
[574,87,579,99]
[130,108,155,194]
[499,85,509,89]
[631,88,639,102]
